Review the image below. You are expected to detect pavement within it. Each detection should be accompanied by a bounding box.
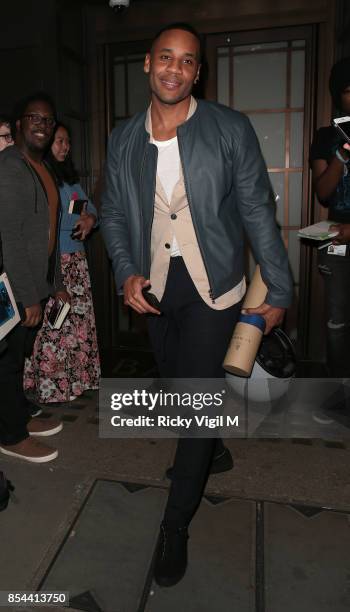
[0,389,350,612]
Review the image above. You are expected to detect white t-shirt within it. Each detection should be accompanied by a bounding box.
[152,135,181,257]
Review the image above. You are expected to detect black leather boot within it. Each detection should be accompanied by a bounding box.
[154,523,189,587]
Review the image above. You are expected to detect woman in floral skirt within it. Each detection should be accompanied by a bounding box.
[24,123,100,402]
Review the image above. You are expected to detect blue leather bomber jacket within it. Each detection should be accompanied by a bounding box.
[101,99,293,307]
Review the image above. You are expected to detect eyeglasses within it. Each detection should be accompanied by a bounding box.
[22,114,56,128]
[0,133,13,142]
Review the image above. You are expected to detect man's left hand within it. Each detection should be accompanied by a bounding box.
[55,290,70,304]
[242,303,285,335]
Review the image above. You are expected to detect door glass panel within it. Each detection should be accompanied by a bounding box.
[289,172,303,226]
[113,63,125,117]
[248,113,285,167]
[269,172,285,226]
[234,42,288,52]
[291,50,305,107]
[217,55,230,106]
[233,52,287,110]
[290,112,304,167]
[128,61,149,115]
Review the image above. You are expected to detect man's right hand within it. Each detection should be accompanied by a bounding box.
[22,303,42,327]
[123,275,161,315]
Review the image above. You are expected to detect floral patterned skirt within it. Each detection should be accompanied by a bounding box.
[24,251,101,403]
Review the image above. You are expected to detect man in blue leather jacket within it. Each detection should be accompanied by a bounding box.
[101,23,292,587]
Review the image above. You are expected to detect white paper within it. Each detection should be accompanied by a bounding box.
[298,221,339,241]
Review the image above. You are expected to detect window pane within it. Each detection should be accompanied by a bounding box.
[233,53,287,110]
[292,40,305,48]
[233,52,287,110]
[114,63,125,117]
[217,55,229,106]
[234,42,288,52]
[289,172,303,226]
[218,47,229,57]
[128,61,150,115]
[248,113,285,167]
[291,50,305,107]
[290,112,304,167]
[288,230,300,283]
[269,172,285,226]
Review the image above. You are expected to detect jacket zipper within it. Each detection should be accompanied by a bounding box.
[139,146,147,276]
[140,142,157,278]
[177,135,216,304]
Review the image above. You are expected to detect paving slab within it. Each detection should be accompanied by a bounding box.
[0,463,89,591]
[146,496,256,612]
[41,481,165,612]
[265,502,350,612]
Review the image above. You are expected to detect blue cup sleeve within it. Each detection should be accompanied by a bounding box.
[238,313,266,333]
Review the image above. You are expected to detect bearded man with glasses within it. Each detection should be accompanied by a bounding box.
[0,116,14,152]
[0,92,69,463]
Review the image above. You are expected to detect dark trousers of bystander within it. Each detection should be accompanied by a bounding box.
[318,250,350,377]
[0,322,37,446]
[147,257,241,527]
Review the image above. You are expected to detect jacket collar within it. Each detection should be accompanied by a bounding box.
[145,96,198,139]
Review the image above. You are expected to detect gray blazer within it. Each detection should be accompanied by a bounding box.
[0,145,63,308]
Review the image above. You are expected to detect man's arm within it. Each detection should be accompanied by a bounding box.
[233,116,293,330]
[100,129,160,315]
[0,157,41,308]
[100,128,140,292]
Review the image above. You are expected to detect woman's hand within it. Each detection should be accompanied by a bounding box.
[72,212,96,240]
[55,290,71,304]
[330,223,350,244]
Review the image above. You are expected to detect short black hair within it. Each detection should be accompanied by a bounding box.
[0,115,11,126]
[13,91,57,122]
[329,57,350,110]
[0,114,14,138]
[45,122,79,187]
[151,22,202,62]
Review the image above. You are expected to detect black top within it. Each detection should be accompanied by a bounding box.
[310,126,350,223]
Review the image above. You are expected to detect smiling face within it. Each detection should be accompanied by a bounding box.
[17,100,55,157]
[51,126,70,162]
[144,28,201,106]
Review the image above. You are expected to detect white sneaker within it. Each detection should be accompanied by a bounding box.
[0,438,58,463]
[27,418,63,437]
